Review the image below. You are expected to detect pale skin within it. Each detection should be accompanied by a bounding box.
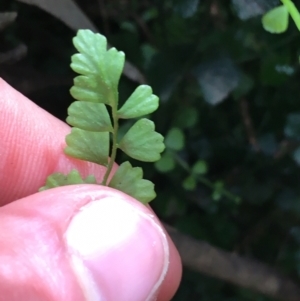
[0,78,182,301]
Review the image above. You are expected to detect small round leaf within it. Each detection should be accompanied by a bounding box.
[262,5,289,34]
[155,151,175,173]
[212,191,222,202]
[212,181,224,201]
[192,160,208,175]
[165,127,185,151]
[182,175,196,191]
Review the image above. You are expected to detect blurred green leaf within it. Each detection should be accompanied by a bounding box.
[262,5,289,34]
[214,181,224,191]
[120,21,137,33]
[174,106,199,129]
[183,175,197,191]
[142,7,158,22]
[192,160,208,175]
[155,151,176,173]
[212,190,222,201]
[165,127,185,151]
[212,181,224,201]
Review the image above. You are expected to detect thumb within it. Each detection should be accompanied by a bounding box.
[0,185,170,301]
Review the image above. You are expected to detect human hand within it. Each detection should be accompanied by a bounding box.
[0,79,182,301]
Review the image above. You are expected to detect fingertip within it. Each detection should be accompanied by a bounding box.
[65,192,170,301]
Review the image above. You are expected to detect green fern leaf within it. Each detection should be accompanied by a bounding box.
[109,161,156,203]
[118,118,165,162]
[65,128,109,165]
[117,85,159,119]
[39,170,97,191]
[67,101,113,132]
[40,30,165,204]
[70,29,125,106]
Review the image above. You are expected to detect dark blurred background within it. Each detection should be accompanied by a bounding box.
[2,0,300,300]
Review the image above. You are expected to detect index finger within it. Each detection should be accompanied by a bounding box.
[0,79,110,205]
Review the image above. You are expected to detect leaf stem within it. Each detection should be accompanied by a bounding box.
[281,0,300,31]
[102,98,119,185]
[173,153,241,204]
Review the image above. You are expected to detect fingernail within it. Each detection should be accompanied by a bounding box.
[65,196,169,301]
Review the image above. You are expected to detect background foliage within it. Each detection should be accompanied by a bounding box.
[2,0,300,300]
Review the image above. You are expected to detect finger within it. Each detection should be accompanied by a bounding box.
[0,185,180,301]
[0,78,116,204]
